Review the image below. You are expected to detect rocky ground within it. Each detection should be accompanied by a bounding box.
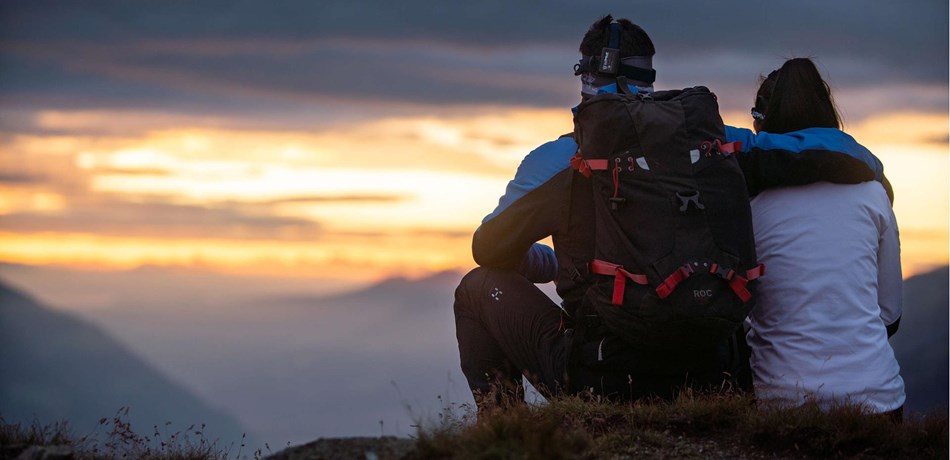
[261,433,809,460]
[264,437,416,460]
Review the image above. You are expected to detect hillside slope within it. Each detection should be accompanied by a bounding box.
[890,266,949,412]
[0,281,250,445]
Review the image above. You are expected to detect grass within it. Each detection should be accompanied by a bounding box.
[0,407,258,460]
[411,391,949,459]
[3,395,946,459]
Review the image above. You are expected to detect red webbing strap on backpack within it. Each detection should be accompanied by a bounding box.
[702,139,743,156]
[570,152,609,178]
[719,140,742,154]
[728,264,765,302]
[574,141,741,179]
[656,264,695,299]
[656,262,765,301]
[590,259,648,305]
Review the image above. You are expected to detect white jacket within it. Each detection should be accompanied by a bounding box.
[747,181,904,412]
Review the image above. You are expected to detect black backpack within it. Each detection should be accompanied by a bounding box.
[571,86,763,352]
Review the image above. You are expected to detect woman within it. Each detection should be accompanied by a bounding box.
[730,58,904,417]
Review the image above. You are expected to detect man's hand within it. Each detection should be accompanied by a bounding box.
[518,243,558,283]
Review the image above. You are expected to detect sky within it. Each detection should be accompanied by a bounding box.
[0,0,947,284]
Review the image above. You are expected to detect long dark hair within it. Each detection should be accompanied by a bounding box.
[754,58,841,134]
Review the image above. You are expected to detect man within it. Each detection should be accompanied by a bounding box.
[453,15,745,409]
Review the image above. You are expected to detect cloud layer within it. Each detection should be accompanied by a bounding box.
[0,1,946,277]
[2,1,946,120]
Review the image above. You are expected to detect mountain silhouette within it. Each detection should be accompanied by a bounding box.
[0,281,251,445]
[2,265,944,448]
[890,266,949,412]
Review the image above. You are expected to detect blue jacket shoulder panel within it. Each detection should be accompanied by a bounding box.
[725,126,883,180]
[481,136,578,225]
[472,135,577,281]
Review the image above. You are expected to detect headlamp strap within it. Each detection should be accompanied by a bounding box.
[608,22,621,49]
[576,56,656,83]
[598,22,621,75]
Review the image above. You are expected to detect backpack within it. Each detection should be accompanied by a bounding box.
[571,86,763,353]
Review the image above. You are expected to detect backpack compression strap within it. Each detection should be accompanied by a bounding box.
[571,140,743,179]
[704,139,742,155]
[570,151,608,178]
[657,262,765,302]
[727,265,765,302]
[593,258,765,305]
[590,259,648,305]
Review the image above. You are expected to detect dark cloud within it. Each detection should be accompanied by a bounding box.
[406,228,473,239]
[3,1,945,63]
[0,172,45,184]
[0,192,418,240]
[0,199,324,240]
[94,168,174,176]
[333,228,471,239]
[928,134,950,145]
[261,195,406,205]
[0,1,946,119]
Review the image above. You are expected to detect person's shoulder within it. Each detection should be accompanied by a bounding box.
[508,135,577,184]
[795,127,863,146]
[852,180,893,207]
[799,127,881,167]
[532,135,577,155]
[520,135,577,166]
[756,180,883,202]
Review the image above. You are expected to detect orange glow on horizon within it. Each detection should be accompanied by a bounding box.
[0,231,474,280]
[1,108,946,282]
[0,232,941,280]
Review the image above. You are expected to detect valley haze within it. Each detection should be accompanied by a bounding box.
[1,263,946,449]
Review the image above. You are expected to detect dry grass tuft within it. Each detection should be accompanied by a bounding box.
[412,390,948,459]
[0,407,256,460]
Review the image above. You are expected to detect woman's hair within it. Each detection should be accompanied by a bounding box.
[578,15,655,58]
[754,58,841,134]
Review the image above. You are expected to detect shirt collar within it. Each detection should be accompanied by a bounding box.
[572,83,655,115]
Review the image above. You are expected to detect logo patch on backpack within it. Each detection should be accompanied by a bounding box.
[693,289,714,302]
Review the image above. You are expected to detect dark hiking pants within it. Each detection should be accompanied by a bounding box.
[454,267,749,406]
[454,267,572,403]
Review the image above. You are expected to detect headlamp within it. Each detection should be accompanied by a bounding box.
[574,21,656,84]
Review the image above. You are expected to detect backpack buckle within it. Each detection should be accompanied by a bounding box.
[709,263,736,280]
[676,191,705,212]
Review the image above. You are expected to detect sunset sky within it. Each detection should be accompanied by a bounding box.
[1,1,947,285]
